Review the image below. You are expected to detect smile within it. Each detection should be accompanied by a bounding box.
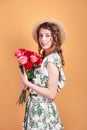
[41,42,47,46]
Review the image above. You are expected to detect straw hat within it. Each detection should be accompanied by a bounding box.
[32,18,67,44]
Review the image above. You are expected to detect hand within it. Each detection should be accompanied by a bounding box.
[20,83,27,90]
[19,67,29,87]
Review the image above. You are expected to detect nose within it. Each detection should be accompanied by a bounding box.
[41,35,46,41]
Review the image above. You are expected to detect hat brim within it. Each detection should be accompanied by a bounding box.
[32,18,67,44]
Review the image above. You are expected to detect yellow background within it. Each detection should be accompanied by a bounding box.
[0,0,87,130]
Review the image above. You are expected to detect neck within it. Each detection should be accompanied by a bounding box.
[44,48,51,56]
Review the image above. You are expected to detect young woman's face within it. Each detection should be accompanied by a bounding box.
[38,28,53,50]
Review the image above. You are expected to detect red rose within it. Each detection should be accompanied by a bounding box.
[18,56,28,65]
[32,52,38,56]
[24,50,33,58]
[36,58,43,67]
[30,55,38,63]
[24,62,33,70]
[14,49,26,58]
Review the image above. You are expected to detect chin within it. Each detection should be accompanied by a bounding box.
[42,46,49,49]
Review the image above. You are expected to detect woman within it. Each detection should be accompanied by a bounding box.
[20,18,67,130]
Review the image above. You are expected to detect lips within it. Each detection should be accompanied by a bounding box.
[41,42,47,46]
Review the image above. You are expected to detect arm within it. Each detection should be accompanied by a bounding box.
[20,62,59,100]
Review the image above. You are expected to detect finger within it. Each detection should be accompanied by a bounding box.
[19,65,24,74]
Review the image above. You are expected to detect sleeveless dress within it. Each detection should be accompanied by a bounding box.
[22,52,66,130]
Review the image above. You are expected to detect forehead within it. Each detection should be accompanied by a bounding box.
[39,28,51,34]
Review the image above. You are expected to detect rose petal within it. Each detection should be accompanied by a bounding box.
[18,56,28,65]
[30,55,38,63]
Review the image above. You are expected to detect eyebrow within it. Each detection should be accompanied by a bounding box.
[39,32,51,35]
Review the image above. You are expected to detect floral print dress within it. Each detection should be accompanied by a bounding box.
[22,52,66,130]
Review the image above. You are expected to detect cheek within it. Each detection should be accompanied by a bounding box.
[49,37,53,43]
[38,38,41,43]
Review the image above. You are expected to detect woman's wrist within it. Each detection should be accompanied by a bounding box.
[25,79,32,88]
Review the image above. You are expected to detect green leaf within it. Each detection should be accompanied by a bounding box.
[26,68,36,81]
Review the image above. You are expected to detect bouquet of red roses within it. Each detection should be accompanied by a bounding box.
[14,48,42,105]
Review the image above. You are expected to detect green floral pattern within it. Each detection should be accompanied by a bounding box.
[22,52,66,130]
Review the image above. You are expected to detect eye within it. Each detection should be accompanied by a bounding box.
[39,34,43,38]
[46,34,50,37]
